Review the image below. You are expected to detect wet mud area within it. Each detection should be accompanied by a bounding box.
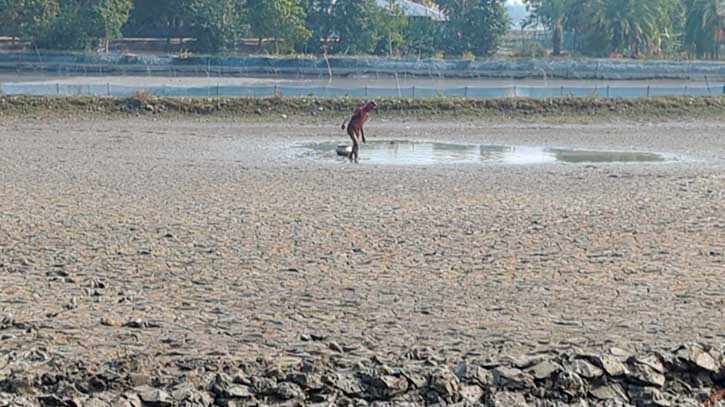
[300,140,672,165]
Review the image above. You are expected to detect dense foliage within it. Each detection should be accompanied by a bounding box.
[525,0,723,59]
[0,0,722,59]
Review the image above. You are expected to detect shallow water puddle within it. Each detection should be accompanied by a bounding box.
[301,141,669,165]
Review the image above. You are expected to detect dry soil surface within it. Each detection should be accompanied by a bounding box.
[0,116,723,404]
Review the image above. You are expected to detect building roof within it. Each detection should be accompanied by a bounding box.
[374,0,447,21]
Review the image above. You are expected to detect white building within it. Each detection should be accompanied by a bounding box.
[373,0,447,21]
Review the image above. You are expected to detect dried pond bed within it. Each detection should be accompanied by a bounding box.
[0,117,723,406]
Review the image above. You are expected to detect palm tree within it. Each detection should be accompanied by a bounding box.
[586,0,659,56]
[523,0,569,56]
[684,0,723,59]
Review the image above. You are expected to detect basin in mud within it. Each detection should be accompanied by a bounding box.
[303,141,670,165]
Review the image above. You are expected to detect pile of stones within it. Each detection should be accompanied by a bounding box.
[1,343,724,406]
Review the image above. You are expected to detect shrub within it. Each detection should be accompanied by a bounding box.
[513,42,547,58]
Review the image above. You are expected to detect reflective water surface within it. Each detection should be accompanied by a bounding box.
[301,141,669,165]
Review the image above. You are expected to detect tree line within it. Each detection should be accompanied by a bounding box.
[524,0,724,59]
[0,0,723,59]
[0,0,509,56]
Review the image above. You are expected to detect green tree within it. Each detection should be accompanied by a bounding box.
[90,0,135,51]
[650,0,682,56]
[33,0,133,51]
[560,0,590,50]
[437,0,510,56]
[0,0,25,44]
[555,0,681,57]
[34,1,90,50]
[331,0,384,54]
[405,17,444,57]
[125,0,189,49]
[248,0,310,53]
[304,0,407,56]
[375,0,409,56]
[0,0,59,45]
[301,0,335,53]
[523,0,569,56]
[587,0,659,56]
[684,0,723,59]
[185,0,246,52]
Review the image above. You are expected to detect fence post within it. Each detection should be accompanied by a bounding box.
[464,86,468,98]
[684,85,688,95]
[647,86,650,97]
[607,85,610,98]
[560,86,564,97]
[107,83,110,96]
[513,85,517,98]
[412,86,416,98]
[56,83,60,95]
[365,86,368,98]
[217,83,220,97]
[722,84,725,95]
[274,84,278,96]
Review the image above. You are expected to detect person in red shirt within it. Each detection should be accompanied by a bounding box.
[341,100,377,163]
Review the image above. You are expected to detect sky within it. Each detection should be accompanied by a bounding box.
[506,0,528,27]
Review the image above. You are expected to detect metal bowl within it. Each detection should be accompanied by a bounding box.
[336,145,352,156]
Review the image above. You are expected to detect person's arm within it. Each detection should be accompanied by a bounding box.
[361,127,366,143]
[341,117,349,130]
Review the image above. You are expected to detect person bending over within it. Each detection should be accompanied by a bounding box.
[341,100,377,163]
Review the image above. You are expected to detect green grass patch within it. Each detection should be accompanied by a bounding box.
[1,95,725,121]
